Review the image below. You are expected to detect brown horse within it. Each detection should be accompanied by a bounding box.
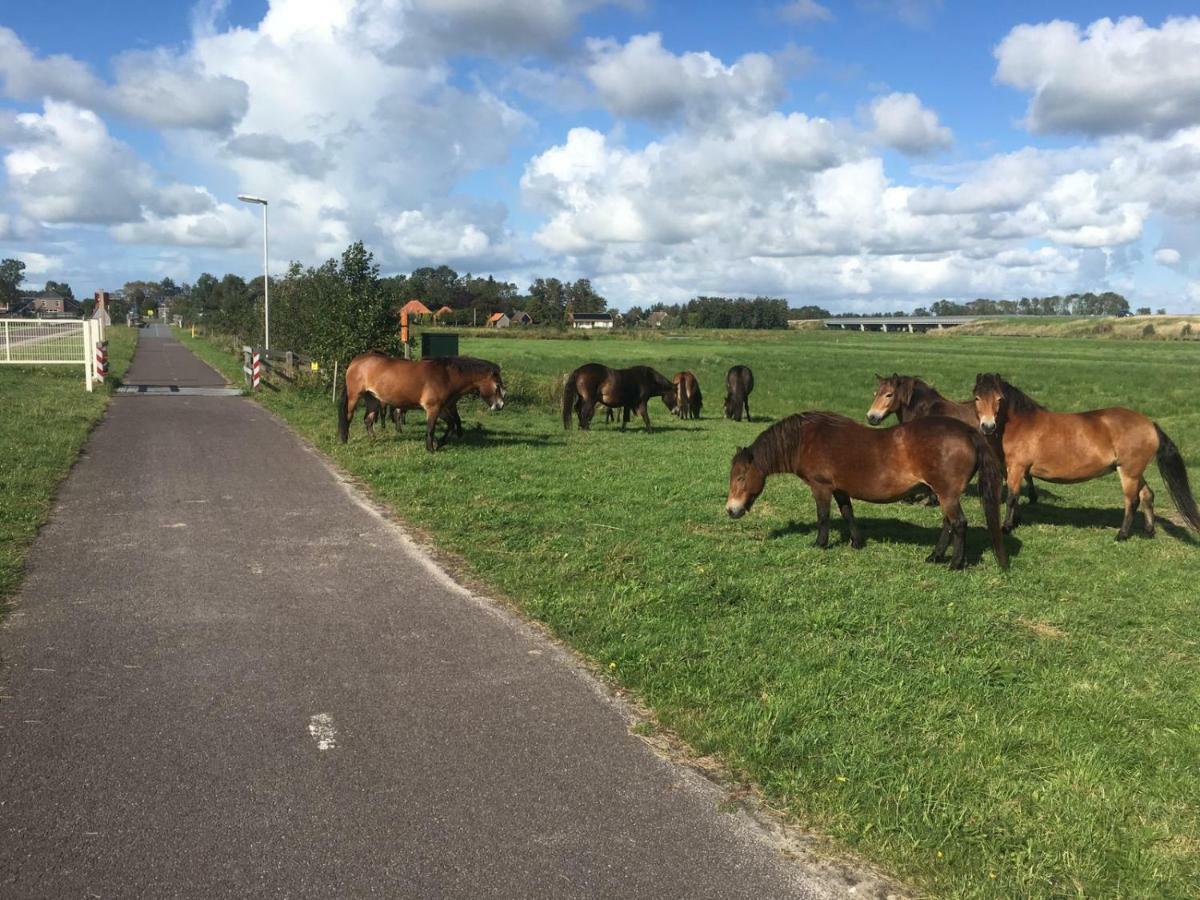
[868,373,1039,503]
[339,353,505,451]
[562,363,676,431]
[973,373,1200,540]
[673,371,702,420]
[726,412,1008,570]
[724,365,754,421]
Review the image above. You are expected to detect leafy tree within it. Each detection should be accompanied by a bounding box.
[789,305,832,320]
[566,278,607,314]
[1,257,25,307]
[527,277,567,326]
[1137,307,1152,316]
[44,280,74,301]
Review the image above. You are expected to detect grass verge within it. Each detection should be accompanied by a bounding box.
[182,327,1200,898]
[0,325,136,605]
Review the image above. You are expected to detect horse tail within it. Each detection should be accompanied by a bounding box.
[562,370,579,430]
[337,383,351,443]
[1155,425,1200,531]
[969,429,1009,570]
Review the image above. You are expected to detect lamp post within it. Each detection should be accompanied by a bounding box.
[237,194,270,350]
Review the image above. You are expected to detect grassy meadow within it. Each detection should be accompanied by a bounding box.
[0,325,136,603]
[180,327,1200,898]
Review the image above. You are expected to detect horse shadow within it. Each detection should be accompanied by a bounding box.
[766,515,1024,565]
[1014,502,1198,543]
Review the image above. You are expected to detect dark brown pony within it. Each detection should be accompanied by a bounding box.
[339,353,505,451]
[868,373,1039,503]
[724,365,754,421]
[973,373,1200,540]
[726,412,1008,570]
[562,363,676,431]
[673,371,702,420]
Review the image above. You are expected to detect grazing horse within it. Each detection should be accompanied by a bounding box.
[562,363,676,431]
[339,353,505,452]
[973,373,1200,540]
[724,365,754,421]
[868,373,1039,503]
[726,412,1008,570]
[673,371,703,420]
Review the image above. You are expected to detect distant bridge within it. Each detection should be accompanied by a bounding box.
[822,316,982,332]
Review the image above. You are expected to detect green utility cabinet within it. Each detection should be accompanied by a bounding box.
[421,332,459,358]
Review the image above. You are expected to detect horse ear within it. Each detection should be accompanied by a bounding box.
[874,373,884,383]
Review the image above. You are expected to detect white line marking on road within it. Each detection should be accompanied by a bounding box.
[308,713,337,750]
[164,522,188,528]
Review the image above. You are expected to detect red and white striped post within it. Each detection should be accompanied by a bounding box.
[252,348,262,391]
[94,339,108,383]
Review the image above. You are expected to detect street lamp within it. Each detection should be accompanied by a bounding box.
[237,194,270,350]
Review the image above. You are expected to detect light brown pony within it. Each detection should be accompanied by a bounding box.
[339,353,505,452]
[973,373,1200,540]
[868,373,1039,503]
[673,371,702,420]
[726,412,1008,570]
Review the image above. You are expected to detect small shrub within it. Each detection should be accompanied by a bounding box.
[501,369,565,408]
[1142,323,1156,337]
[1182,323,1192,338]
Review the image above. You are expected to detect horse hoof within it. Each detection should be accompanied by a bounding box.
[949,560,966,571]
[850,540,865,550]
[1002,523,1016,534]
[1114,531,1129,542]
[924,553,943,563]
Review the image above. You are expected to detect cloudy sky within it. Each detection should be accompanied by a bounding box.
[2,1,1200,312]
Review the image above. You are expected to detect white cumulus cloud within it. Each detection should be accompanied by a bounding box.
[995,16,1200,138]
[869,92,952,155]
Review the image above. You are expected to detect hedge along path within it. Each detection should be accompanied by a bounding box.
[182,327,1200,899]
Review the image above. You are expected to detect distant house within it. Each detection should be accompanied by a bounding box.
[487,312,511,329]
[15,290,79,317]
[570,311,614,330]
[510,310,533,325]
[647,311,669,328]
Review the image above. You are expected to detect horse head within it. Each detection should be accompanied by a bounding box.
[973,373,1006,435]
[868,373,914,425]
[726,447,766,518]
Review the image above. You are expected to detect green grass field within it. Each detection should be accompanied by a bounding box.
[0,326,136,603]
[181,327,1200,898]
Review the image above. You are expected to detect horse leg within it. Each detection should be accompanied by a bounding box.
[941,495,968,570]
[1139,478,1156,536]
[620,406,630,432]
[1003,465,1027,533]
[1115,468,1142,541]
[363,394,379,439]
[812,490,832,549]
[926,520,953,563]
[580,399,595,431]
[834,489,863,549]
[424,403,443,452]
[638,401,651,431]
[1024,472,1039,504]
[743,396,751,423]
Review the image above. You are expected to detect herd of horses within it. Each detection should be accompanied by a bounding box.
[336,349,1200,569]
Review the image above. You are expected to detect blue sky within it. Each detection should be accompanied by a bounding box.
[2,1,1199,311]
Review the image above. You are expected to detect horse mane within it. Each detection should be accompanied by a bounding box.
[749,411,853,474]
[976,373,1043,414]
[432,355,500,378]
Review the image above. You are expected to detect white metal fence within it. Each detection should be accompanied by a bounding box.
[1,318,105,390]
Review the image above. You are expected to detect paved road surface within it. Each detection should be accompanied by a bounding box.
[1,328,883,898]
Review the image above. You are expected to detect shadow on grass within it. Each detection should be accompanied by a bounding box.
[1011,501,1199,544]
[767,515,1024,565]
